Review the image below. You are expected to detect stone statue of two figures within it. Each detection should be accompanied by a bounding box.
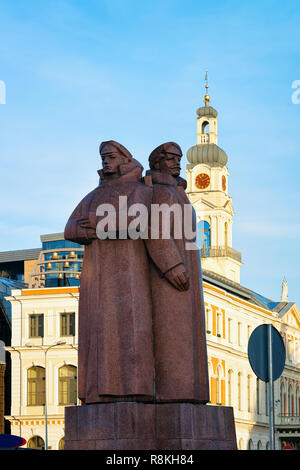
[64,140,209,406]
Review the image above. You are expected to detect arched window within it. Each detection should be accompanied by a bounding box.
[247,375,252,413]
[280,382,285,415]
[247,439,253,450]
[27,436,45,450]
[198,221,210,255]
[27,366,45,406]
[201,120,210,134]
[59,365,77,405]
[238,438,244,450]
[225,222,228,247]
[59,437,65,450]
[296,387,300,416]
[208,362,213,402]
[238,372,242,411]
[256,378,260,414]
[228,369,233,406]
[288,384,293,416]
[257,440,262,450]
[216,365,223,405]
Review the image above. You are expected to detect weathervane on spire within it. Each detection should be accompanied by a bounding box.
[204,70,210,107]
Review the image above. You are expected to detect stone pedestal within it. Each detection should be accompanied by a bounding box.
[64,402,237,450]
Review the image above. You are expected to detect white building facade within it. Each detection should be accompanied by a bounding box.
[6,286,79,450]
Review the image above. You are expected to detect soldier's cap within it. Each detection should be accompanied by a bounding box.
[99,140,133,160]
[149,142,182,169]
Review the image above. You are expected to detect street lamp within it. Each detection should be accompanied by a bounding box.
[25,340,66,450]
[9,346,22,437]
[11,415,22,438]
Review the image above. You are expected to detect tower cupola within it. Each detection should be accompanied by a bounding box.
[187,72,228,168]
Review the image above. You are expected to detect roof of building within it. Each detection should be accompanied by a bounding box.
[270,302,296,318]
[0,277,27,290]
[0,278,27,326]
[0,248,41,263]
[186,143,228,167]
[202,269,285,313]
[40,233,65,242]
[196,105,218,118]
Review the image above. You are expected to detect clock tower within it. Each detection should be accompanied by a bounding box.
[186,74,242,283]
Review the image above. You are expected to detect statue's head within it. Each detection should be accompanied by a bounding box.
[99,140,133,175]
[149,142,182,177]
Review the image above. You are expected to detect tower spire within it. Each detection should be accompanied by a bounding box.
[204,70,210,107]
[281,277,288,302]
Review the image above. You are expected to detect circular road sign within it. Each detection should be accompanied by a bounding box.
[0,434,26,449]
[248,324,286,382]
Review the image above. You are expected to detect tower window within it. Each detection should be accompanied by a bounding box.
[202,120,210,134]
[198,221,211,254]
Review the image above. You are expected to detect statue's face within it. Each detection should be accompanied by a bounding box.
[157,152,182,177]
[101,152,125,174]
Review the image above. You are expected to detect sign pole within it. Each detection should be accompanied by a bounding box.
[268,324,275,450]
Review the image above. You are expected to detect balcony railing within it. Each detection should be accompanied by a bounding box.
[200,246,242,263]
[278,414,300,426]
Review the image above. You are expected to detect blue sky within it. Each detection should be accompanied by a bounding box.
[0,0,299,303]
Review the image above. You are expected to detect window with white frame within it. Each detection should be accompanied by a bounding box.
[238,372,242,411]
[27,366,45,406]
[228,318,233,343]
[228,369,233,406]
[217,312,222,337]
[206,307,212,333]
[238,322,242,346]
[29,314,44,338]
[216,365,223,404]
[247,375,252,413]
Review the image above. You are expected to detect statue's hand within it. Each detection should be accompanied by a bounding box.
[164,264,189,291]
[77,217,97,239]
[79,217,94,230]
[85,228,97,240]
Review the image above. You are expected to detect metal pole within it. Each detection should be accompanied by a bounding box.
[10,347,22,437]
[268,324,275,450]
[44,348,48,451]
[44,341,66,450]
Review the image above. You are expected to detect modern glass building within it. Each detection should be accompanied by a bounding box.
[30,233,84,288]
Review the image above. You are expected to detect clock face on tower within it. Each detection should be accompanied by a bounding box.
[222,175,226,191]
[195,173,210,190]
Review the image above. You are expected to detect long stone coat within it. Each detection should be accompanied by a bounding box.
[144,170,210,404]
[64,160,154,404]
